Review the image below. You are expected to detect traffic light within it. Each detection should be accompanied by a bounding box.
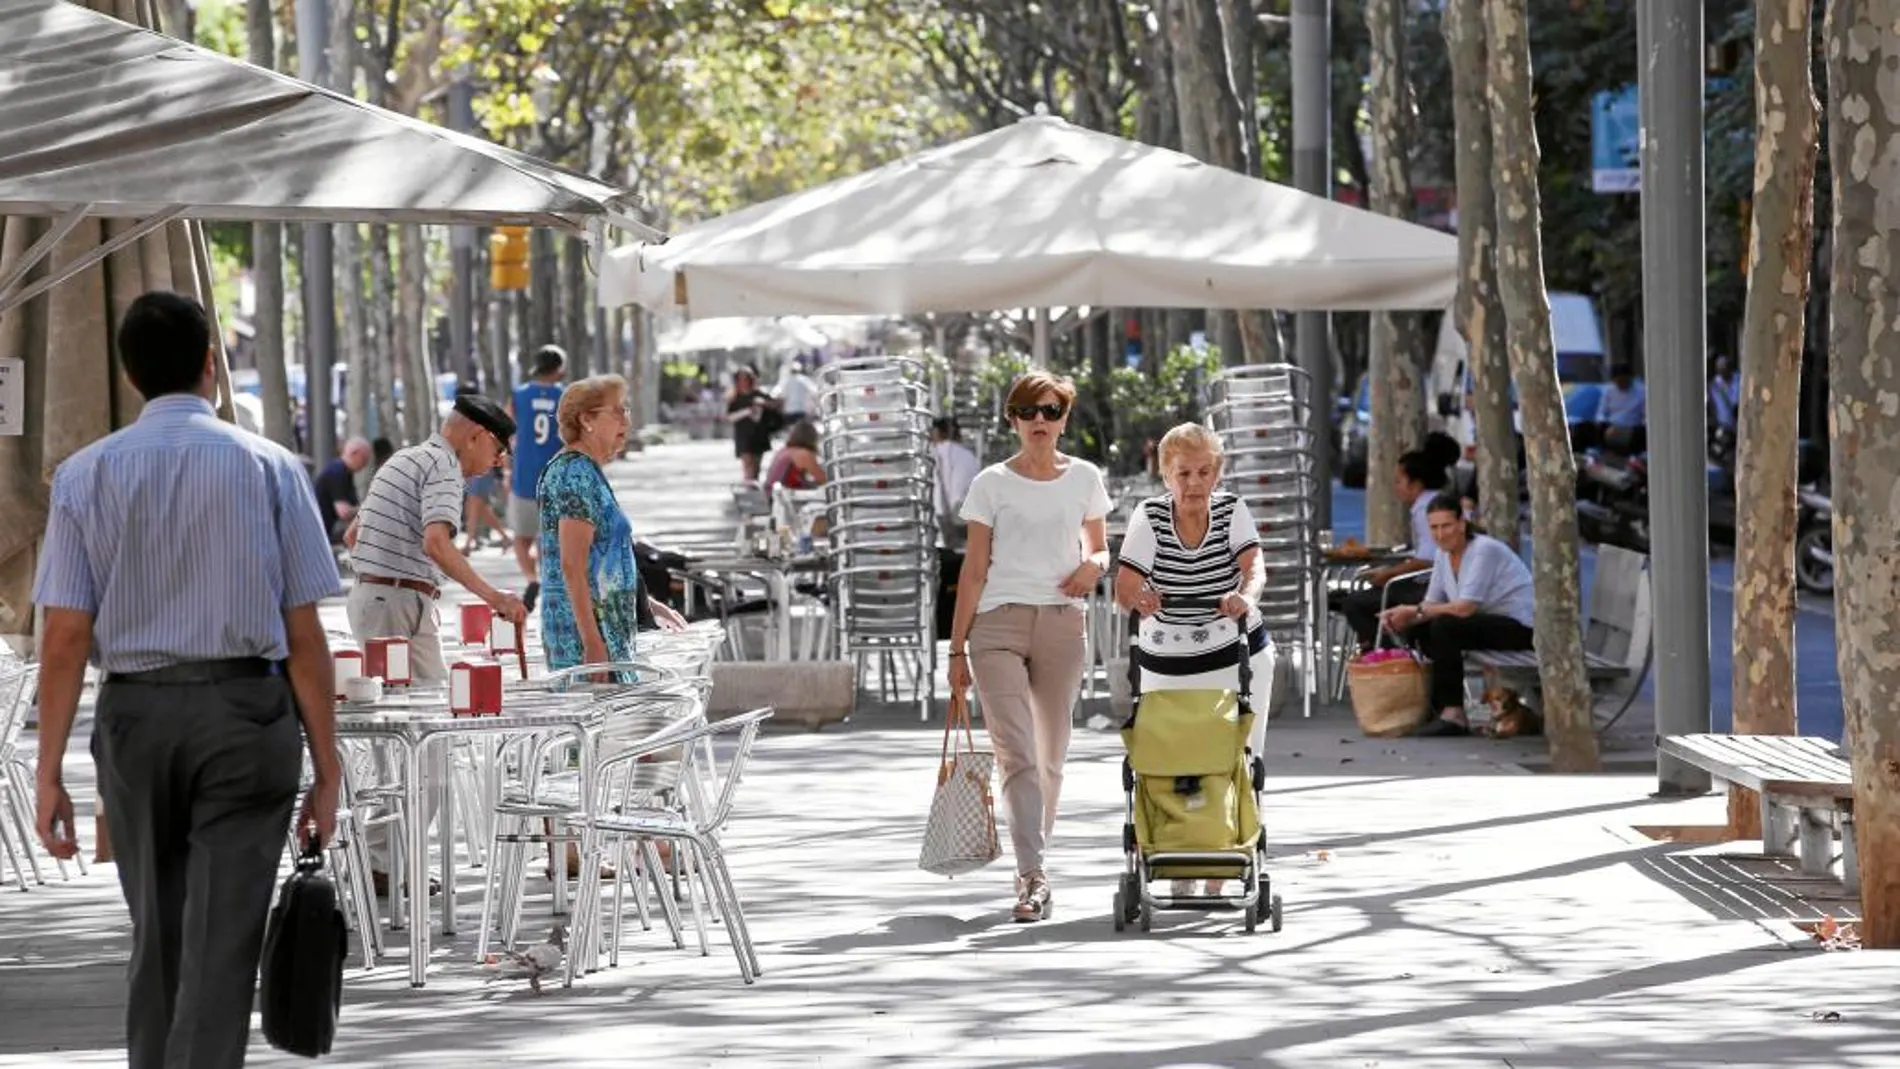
[490,226,529,291]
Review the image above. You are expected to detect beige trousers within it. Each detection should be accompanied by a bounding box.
[344,582,446,870]
[344,583,448,683]
[969,604,1087,878]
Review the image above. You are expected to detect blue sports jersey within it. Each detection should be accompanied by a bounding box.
[511,380,566,498]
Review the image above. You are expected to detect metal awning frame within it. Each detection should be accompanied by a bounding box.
[0,205,662,318]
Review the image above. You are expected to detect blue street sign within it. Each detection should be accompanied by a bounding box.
[1592,85,1641,193]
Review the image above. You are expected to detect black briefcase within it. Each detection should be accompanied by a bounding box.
[259,840,346,1058]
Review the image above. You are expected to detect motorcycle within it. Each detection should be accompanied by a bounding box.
[1575,449,1650,552]
[1795,485,1833,596]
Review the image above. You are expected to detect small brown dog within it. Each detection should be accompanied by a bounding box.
[1482,687,1543,738]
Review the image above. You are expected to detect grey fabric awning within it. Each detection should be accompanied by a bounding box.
[0,0,646,232]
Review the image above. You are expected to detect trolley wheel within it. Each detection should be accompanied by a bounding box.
[1112,890,1127,932]
[1244,902,1259,934]
[1270,893,1284,933]
[1139,900,1153,933]
[1120,873,1142,922]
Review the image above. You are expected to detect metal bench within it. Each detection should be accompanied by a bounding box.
[1656,733,1858,884]
[1466,544,1653,732]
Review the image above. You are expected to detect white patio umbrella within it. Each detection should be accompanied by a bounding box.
[598,114,1459,336]
[656,316,827,356]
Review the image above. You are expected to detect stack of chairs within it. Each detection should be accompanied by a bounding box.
[1204,364,1322,719]
[816,355,940,720]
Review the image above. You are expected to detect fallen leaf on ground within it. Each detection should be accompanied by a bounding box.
[1811,1010,1843,1022]
[1314,850,1331,862]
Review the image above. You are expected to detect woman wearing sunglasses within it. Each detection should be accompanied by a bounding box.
[946,371,1112,922]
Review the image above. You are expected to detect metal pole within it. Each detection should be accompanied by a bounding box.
[1639,0,1713,795]
[1033,308,1050,366]
[448,78,478,389]
[295,0,336,464]
[1292,0,1333,528]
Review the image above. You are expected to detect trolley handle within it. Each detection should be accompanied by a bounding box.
[1125,595,1256,706]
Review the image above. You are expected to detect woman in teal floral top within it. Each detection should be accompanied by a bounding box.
[536,375,684,671]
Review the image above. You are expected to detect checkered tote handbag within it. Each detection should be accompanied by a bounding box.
[919,692,1001,876]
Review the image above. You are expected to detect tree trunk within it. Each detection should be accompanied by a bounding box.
[336,223,370,443]
[529,227,559,354]
[1216,0,1260,175]
[1167,0,1277,368]
[1444,0,1519,546]
[1825,0,1900,949]
[1484,0,1599,773]
[1727,0,1820,837]
[494,289,514,388]
[398,224,433,443]
[158,0,195,40]
[368,224,401,443]
[246,0,293,448]
[562,234,592,378]
[1365,0,1428,545]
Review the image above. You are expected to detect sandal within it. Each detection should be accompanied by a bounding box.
[1012,873,1053,922]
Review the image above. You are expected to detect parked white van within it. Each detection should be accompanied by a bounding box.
[1427,291,1610,452]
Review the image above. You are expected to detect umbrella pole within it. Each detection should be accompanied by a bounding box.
[1032,308,1050,367]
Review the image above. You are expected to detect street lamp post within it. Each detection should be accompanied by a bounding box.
[1292,0,1333,528]
[1638,0,1714,794]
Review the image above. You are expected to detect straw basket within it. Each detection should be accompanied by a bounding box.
[1345,652,1428,738]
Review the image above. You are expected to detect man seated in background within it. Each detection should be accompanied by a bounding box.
[1596,363,1647,454]
[312,436,372,544]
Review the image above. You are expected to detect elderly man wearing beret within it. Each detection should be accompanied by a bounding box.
[343,394,532,889]
[345,393,530,679]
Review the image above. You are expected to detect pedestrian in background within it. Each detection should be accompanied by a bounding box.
[33,291,345,1069]
[509,345,567,610]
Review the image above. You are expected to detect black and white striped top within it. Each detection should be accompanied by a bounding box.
[1118,491,1268,674]
[350,435,466,586]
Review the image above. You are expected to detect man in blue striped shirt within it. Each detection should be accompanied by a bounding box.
[32,292,345,1069]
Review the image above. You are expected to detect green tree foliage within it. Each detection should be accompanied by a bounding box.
[447,2,965,227]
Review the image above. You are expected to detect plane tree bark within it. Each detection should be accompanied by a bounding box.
[1484,0,1599,772]
[1728,0,1819,836]
[1824,0,1900,948]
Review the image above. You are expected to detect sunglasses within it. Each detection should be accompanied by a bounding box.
[1009,403,1068,423]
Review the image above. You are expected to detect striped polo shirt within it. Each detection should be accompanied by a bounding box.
[32,394,343,673]
[350,434,466,586]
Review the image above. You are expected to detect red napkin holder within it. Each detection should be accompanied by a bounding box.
[365,636,413,686]
[449,660,504,717]
[460,602,494,645]
[332,648,365,700]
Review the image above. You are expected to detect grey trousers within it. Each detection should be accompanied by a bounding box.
[91,674,303,1069]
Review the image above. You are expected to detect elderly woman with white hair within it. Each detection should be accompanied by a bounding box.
[1113,423,1273,897]
[536,374,685,672]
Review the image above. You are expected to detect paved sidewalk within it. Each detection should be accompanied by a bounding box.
[1,442,1888,1068]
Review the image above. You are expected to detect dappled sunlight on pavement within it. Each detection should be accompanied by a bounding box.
[2,444,1890,1068]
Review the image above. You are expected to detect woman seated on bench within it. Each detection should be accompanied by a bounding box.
[1378,493,1534,737]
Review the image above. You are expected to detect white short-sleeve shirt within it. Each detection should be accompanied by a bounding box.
[960,457,1111,613]
[1424,533,1535,627]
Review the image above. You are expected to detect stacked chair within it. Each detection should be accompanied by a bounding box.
[816,355,941,720]
[1204,364,1323,719]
